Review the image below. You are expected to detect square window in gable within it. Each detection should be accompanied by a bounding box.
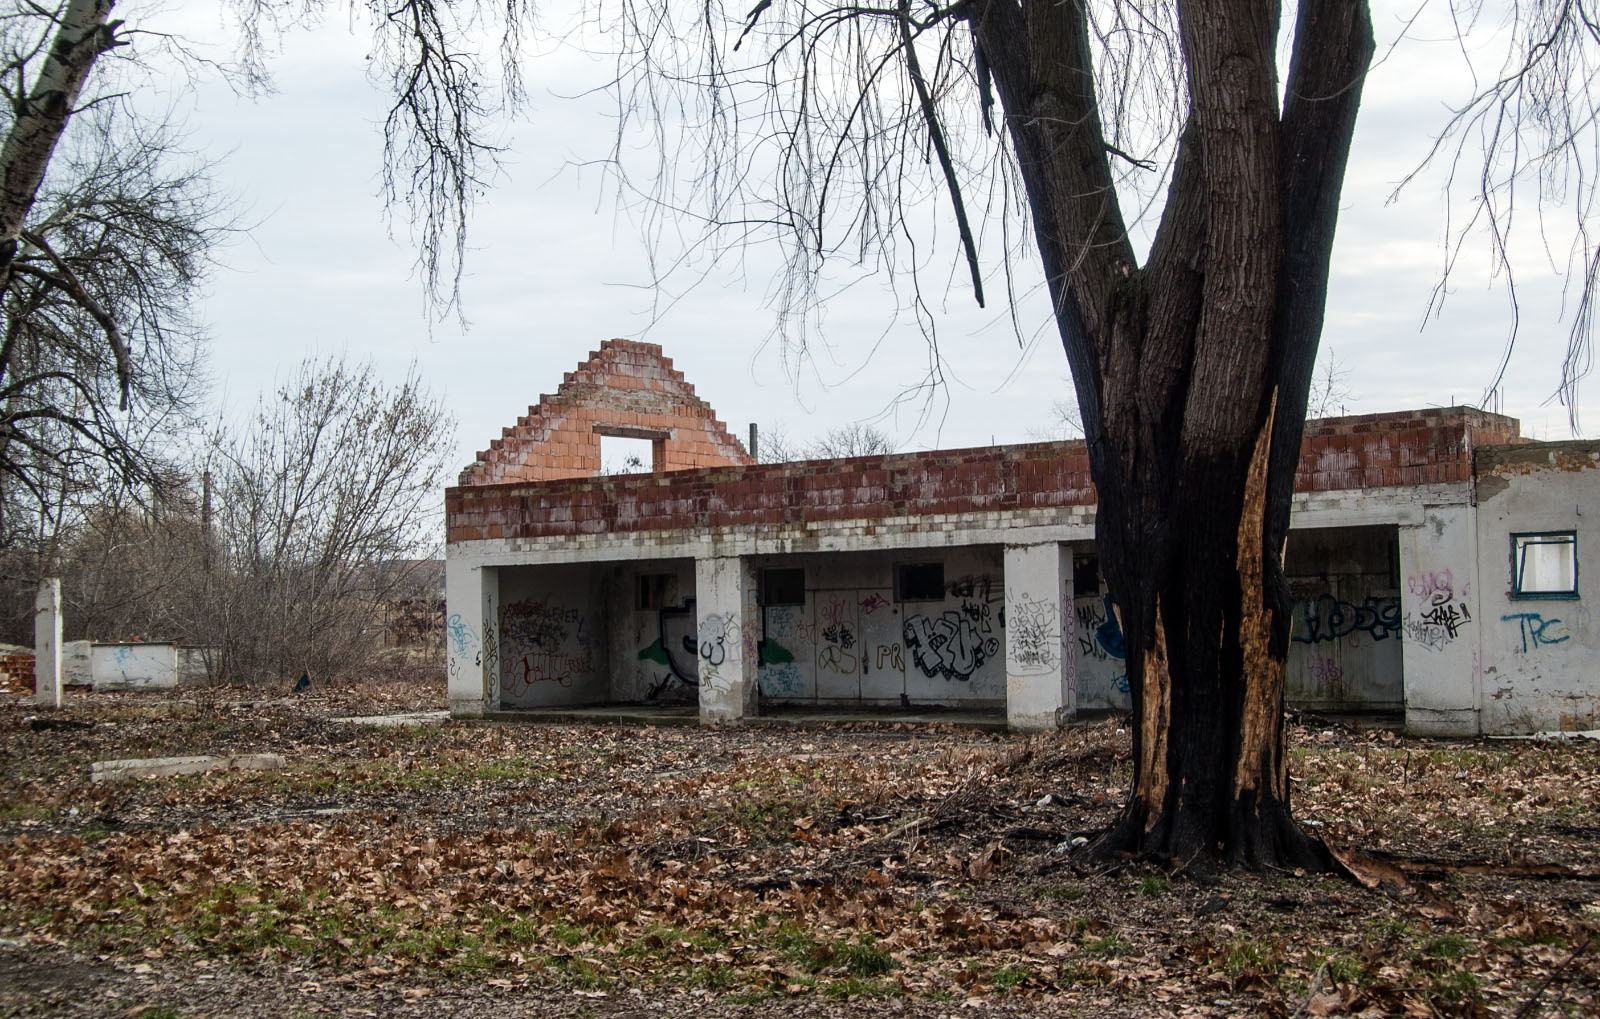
[1511,531,1578,599]
[895,562,945,603]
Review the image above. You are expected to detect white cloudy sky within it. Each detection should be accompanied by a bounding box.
[125,0,1598,477]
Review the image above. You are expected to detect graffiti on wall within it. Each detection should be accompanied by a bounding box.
[1402,568,1474,652]
[816,594,859,676]
[448,611,476,668]
[903,606,1000,682]
[637,600,700,700]
[1292,594,1402,645]
[757,605,810,700]
[1306,655,1345,696]
[1009,596,1060,674]
[1503,612,1572,653]
[500,599,593,699]
[1404,602,1472,652]
[1075,594,1125,661]
[947,573,1000,604]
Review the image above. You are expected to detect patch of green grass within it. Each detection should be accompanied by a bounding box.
[1137,875,1169,896]
[993,964,1033,992]
[1222,937,1276,979]
[821,976,894,999]
[0,802,54,821]
[835,940,895,977]
[1086,933,1125,957]
[1429,968,1481,1005]
[1321,951,1368,987]
[1038,883,1083,901]
[549,919,588,947]
[1421,932,1470,960]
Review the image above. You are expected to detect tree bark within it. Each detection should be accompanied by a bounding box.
[970,0,1373,867]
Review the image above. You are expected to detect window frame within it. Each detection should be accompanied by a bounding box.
[1509,530,1579,601]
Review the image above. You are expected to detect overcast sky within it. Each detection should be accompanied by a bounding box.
[142,0,1598,479]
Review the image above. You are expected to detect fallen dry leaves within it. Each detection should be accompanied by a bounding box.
[0,683,1597,1018]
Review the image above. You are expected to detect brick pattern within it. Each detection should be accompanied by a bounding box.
[0,652,35,694]
[448,407,1524,545]
[1295,407,1524,491]
[458,339,755,485]
[448,439,1099,543]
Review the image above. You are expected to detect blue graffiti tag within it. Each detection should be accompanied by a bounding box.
[446,613,480,658]
[1502,612,1571,653]
[1292,595,1402,644]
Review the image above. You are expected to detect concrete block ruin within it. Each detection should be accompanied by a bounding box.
[445,338,1599,736]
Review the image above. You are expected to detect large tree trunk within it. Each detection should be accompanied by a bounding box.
[970,0,1373,867]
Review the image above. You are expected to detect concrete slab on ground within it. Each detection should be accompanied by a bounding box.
[91,753,286,783]
[333,710,450,727]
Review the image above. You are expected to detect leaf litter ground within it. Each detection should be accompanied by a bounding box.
[1,680,1597,1018]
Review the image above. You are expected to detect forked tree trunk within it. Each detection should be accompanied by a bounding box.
[968,0,1374,866]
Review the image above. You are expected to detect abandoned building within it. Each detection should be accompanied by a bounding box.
[444,338,1599,736]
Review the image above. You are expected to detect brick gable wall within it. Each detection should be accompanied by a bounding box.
[458,339,755,486]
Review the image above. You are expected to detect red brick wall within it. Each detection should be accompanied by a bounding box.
[448,440,1096,542]
[447,407,1524,544]
[1295,407,1524,491]
[459,339,755,485]
[0,652,35,694]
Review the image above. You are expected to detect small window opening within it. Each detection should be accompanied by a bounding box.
[895,562,945,602]
[761,568,806,606]
[601,435,653,475]
[637,573,674,610]
[1073,554,1100,595]
[1511,531,1578,599]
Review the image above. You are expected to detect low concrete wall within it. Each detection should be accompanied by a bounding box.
[91,643,178,691]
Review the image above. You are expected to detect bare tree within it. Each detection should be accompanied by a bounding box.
[580,0,1600,868]
[758,421,896,460]
[0,0,534,542]
[0,107,222,539]
[808,423,896,457]
[197,356,454,686]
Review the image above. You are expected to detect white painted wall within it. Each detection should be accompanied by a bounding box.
[90,643,178,691]
[1004,542,1076,730]
[695,556,759,722]
[444,559,497,715]
[1398,504,1484,735]
[1475,445,1600,733]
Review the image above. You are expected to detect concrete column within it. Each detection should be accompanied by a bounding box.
[34,578,62,708]
[694,555,759,723]
[1397,504,1482,736]
[1004,543,1075,730]
[444,560,500,717]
